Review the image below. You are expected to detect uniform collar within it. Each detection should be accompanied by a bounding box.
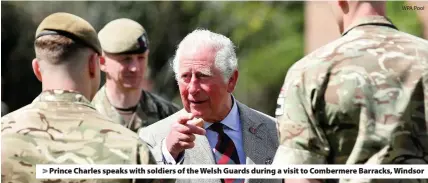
[342,16,397,36]
[35,89,93,107]
[100,85,157,114]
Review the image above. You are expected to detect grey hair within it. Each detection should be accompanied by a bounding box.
[171,28,238,83]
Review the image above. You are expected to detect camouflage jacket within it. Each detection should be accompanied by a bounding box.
[1,90,163,183]
[273,16,428,182]
[92,85,181,133]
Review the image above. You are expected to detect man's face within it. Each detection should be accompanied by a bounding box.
[177,46,237,122]
[102,51,149,91]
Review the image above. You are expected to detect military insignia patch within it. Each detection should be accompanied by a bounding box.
[137,32,149,49]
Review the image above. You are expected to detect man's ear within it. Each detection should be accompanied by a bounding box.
[99,53,107,72]
[32,58,42,82]
[88,53,98,79]
[338,0,349,14]
[99,55,105,67]
[227,70,239,93]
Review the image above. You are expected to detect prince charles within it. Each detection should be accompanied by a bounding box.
[139,29,281,183]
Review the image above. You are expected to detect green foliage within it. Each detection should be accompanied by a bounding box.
[230,2,305,114]
[387,1,423,37]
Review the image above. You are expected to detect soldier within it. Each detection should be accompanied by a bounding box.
[1,12,161,183]
[272,1,428,183]
[92,18,180,133]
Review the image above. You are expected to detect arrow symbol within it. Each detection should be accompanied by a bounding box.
[43,169,47,173]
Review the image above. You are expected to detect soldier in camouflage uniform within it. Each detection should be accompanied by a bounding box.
[1,12,162,183]
[92,18,180,133]
[272,1,428,183]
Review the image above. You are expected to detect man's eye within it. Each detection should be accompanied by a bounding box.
[197,73,209,78]
[181,74,190,79]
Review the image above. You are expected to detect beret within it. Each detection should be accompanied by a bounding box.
[98,18,149,54]
[35,12,102,54]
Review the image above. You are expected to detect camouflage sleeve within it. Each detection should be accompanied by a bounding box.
[134,142,155,183]
[272,70,330,165]
[137,141,156,165]
[1,133,37,183]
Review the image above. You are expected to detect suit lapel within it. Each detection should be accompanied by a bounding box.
[237,102,275,165]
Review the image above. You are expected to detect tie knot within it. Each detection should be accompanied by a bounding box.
[209,122,224,134]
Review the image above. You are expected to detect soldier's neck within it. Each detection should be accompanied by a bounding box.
[42,75,91,100]
[342,3,385,34]
[105,83,142,109]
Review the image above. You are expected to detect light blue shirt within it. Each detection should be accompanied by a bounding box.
[162,96,246,164]
[204,97,245,164]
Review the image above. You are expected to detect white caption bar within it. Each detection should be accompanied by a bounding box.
[36,165,428,179]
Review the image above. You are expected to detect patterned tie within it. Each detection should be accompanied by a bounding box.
[210,123,241,183]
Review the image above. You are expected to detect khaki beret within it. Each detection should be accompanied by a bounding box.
[98,18,149,54]
[35,12,102,55]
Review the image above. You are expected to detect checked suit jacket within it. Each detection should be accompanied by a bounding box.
[139,100,282,183]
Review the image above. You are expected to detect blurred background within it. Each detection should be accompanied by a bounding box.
[1,1,427,117]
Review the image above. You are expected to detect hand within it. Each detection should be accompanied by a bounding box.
[165,112,206,159]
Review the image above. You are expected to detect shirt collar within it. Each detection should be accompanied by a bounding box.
[342,15,396,36]
[204,95,240,131]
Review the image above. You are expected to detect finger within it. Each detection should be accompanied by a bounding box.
[188,133,196,142]
[179,141,195,149]
[177,112,194,124]
[187,125,206,135]
[174,123,191,133]
[177,133,196,142]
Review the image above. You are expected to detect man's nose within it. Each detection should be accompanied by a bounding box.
[188,76,200,94]
[128,59,139,72]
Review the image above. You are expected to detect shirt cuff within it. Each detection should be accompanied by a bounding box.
[162,139,184,165]
[272,145,326,165]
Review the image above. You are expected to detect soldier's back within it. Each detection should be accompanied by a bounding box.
[276,16,428,167]
[1,90,155,183]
